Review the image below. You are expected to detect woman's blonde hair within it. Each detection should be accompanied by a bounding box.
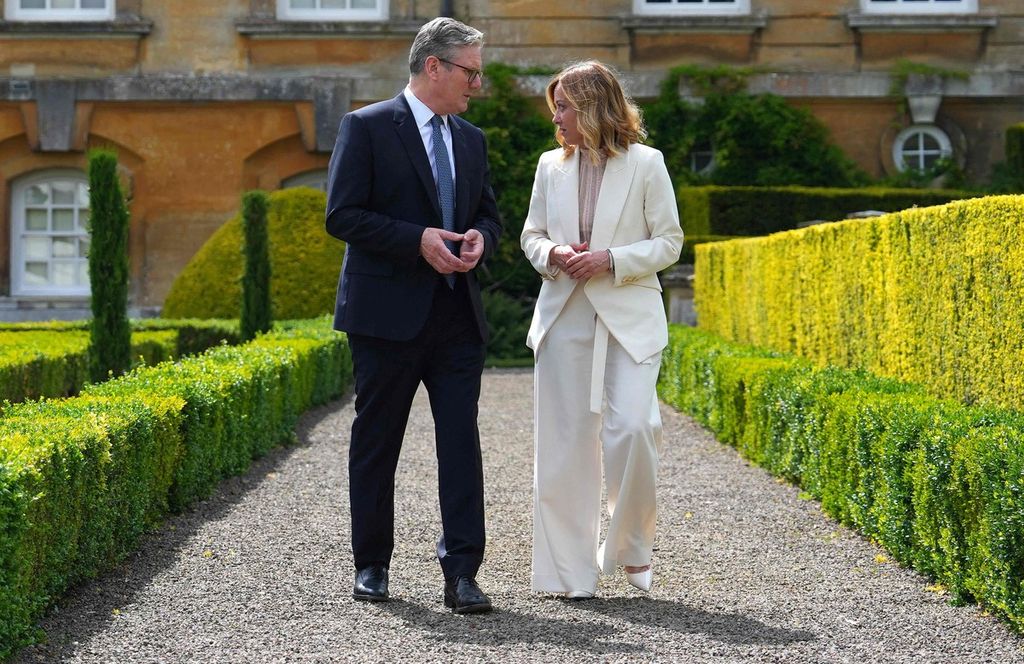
[546,60,647,163]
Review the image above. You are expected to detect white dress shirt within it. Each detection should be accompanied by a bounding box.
[403,86,456,188]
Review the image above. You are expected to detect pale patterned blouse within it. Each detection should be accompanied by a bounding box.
[577,150,607,245]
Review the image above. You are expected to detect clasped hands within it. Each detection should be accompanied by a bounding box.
[549,242,611,281]
[420,227,484,274]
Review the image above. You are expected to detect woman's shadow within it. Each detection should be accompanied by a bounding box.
[379,596,815,654]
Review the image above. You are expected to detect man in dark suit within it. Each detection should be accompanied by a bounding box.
[325,17,501,614]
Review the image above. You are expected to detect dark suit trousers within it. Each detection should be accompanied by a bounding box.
[347,275,487,580]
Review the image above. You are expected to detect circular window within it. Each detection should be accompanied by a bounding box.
[892,125,953,173]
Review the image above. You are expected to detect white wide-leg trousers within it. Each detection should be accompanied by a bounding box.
[531,286,663,594]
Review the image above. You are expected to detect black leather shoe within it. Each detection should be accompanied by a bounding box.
[353,565,389,602]
[443,576,492,614]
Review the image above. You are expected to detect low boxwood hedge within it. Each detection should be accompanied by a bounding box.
[659,324,1024,630]
[0,320,351,657]
[0,320,239,405]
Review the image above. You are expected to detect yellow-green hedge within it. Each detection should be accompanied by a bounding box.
[162,187,344,320]
[0,321,239,405]
[660,325,1024,631]
[0,319,351,657]
[694,194,1024,410]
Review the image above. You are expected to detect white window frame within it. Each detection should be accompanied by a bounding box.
[860,0,977,15]
[892,125,953,173]
[282,169,328,192]
[5,0,115,22]
[633,0,750,17]
[276,0,388,22]
[10,170,92,298]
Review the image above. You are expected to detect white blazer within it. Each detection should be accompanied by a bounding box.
[521,143,684,364]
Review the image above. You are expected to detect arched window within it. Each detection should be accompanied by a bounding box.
[282,169,328,192]
[892,125,953,173]
[10,170,91,297]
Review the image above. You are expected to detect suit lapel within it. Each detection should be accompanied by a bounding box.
[589,148,636,250]
[451,119,471,232]
[552,150,581,245]
[392,94,442,221]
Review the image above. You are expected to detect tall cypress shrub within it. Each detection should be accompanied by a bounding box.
[1005,124,1024,187]
[87,149,131,382]
[240,190,271,341]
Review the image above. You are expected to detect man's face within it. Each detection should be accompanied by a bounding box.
[431,45,483,115]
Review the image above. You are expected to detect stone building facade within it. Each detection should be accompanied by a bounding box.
[0,0,1021,319]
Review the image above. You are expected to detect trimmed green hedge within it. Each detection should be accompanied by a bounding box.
[678,185,980,237]
[0,320,239,405]
[0,320,352,656]
[694,195,1024,412]
[659,324,1024,630]
[162,188,344,320]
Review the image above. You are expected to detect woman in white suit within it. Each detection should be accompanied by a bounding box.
[521,61,684,599]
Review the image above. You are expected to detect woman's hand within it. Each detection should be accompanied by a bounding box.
[566,247,611,281]
[548,242,587,272]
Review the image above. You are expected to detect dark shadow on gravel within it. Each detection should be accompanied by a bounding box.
[377,599,642,653]
[10,396,352,664]
[575,598,817,646]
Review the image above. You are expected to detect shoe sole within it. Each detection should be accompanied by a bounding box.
[352,592,390,602]
[444,596,493,614]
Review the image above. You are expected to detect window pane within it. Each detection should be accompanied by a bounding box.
[76,182,89,205]
[52,237,77,258]
[25,237,50,260]
[923,153,941,169]
[290,0,317,8]
[52,262,76,287]
[78,262,89,286]
[19,0,46,9]
[921,134,940,150]
[352,0,377,8]
[323,0,348,7]
[25,184,49,205]
[78,210,90,231]
[53,209,75,231]
[52,0,76,8]
[81,0,107,7]
[24,262,48,286]
[26,209,48,231]
[52,181,75,205]
[79,237,91,258]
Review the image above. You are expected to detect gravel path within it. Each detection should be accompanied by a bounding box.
[13,369,1024,663]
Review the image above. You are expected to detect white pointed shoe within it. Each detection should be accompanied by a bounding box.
[565,590,595,600]
[626,566,652,592]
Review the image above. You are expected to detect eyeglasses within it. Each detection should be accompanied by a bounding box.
[437,58,484,85]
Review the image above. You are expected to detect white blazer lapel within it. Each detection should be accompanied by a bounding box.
[552,150,581,245]
[588,149,636,250]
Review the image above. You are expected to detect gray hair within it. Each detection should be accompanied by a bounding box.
[408,17,484,75]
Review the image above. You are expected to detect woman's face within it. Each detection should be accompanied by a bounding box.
[552,83,584,148]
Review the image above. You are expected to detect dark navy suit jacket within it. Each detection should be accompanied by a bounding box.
[325,93,502,342]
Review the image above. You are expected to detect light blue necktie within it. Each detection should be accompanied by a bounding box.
[430,114,457,289]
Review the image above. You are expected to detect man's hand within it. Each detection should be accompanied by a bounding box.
[565,247,611,281]
[458,229,485,270]
[420,227,467,274]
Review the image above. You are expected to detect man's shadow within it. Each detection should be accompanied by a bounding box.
[379,596,816,653]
